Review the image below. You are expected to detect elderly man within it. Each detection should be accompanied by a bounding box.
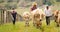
[44,6,52,25]
[30,2,37,12]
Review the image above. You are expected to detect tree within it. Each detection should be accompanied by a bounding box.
[8,0,13,2]
[0,0,4,3]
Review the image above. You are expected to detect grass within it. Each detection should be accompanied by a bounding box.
[5,7,60,32]
[0,20,60,32]
[0,3,60,32]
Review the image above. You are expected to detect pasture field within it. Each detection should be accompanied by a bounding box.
[0,20,60,32]
[0,0,60,32]
[5,6,60,32]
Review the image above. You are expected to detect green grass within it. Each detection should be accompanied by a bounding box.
[1,4,60,32]
[0,20,60,32]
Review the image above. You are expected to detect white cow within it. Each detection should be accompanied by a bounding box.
[31,8,45,28]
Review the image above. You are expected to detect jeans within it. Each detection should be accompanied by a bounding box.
[46,16,51,25]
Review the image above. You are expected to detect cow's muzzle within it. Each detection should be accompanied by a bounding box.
[40,19,42,21]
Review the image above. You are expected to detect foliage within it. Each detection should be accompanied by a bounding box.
[56,0,60,2]
[0,20,60,32]
[0,0,4,3]
[5,3,17,10]
[7,0,13,2]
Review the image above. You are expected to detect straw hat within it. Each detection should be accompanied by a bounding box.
[32,2,37,6]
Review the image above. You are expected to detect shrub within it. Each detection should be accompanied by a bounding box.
[0,0,4,3]
[5,3,17,10]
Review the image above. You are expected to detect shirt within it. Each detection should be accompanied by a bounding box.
[44,8,52,16]
[31,6,37,11]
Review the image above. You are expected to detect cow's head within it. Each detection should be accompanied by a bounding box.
[23,12,30,21]
[33,11,43,21]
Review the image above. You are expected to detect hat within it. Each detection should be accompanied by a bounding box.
[32,2,37,6]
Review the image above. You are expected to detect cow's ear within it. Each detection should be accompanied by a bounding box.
[42,14,45,18]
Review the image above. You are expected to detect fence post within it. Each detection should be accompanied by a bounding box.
[1,9,4,24]
[4,11,7,23]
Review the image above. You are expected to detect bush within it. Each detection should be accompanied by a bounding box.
[46,1,52,6]
[43,0,52,6]
[7,0,13,2]
[0,0,4,3]
[56,0,60,2]
[5,3,17,10]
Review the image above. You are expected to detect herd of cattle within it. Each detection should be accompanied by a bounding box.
[22,8,60,28]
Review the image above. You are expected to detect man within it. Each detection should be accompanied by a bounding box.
[11,8,17,25]
[44,6,52,25]
[30,2,37,26]
[30,2,37,12]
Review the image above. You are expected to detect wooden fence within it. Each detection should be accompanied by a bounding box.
[0,8,23,25]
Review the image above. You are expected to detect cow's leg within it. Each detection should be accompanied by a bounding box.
[25,20,29,27]
[36,23,39,28]
[56,21,59,27]
[36,21,42,28]
[25,21,27,27]
[33,21,35,26]
[57,23,59,27]
[57,18,60,27]
[55,16,58,23]
[32,16,35,26]
[38,21,42,29]
[59,19,60,26]
[27,21,29,26]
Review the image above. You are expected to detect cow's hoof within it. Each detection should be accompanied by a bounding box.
[57,25,59,27]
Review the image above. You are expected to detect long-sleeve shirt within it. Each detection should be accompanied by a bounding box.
[44,8,52,16]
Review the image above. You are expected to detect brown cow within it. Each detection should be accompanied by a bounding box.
[53,10,60,27]
[57,11,60,27]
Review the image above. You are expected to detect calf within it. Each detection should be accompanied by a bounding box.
[23,12,30,26]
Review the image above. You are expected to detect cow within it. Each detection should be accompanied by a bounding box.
[57,11,60,27]
[31,8,45,28]
[53,10,60,27]
[22,12,31,27]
